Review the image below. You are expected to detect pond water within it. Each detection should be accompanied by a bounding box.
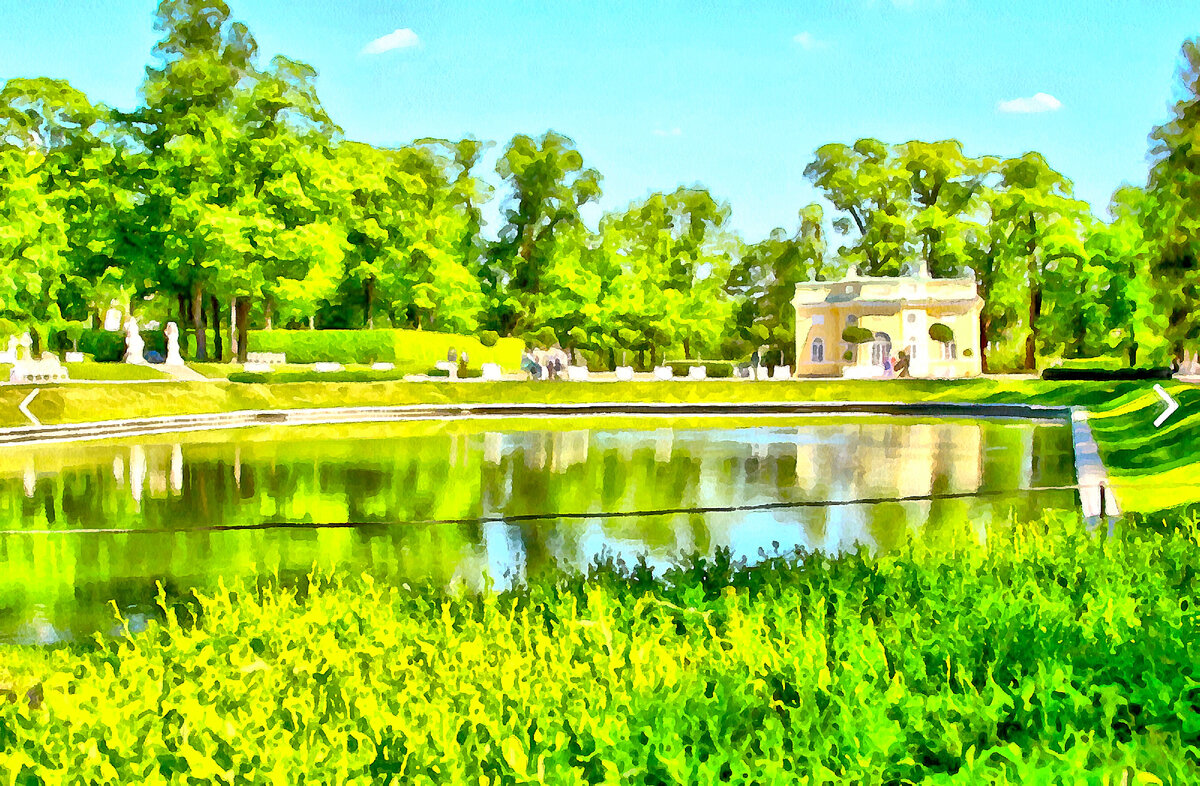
[0,415,1076,643]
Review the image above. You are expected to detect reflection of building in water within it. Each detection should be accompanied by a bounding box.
[940,424,983,491]
[524,435,548,471]
[551,431,589,474]
[483,432,503,466]
[22,459,35,498]
[1021,428,1034,488]
[129,445,146,503]
[794,440,817,494]
[170,444,183,495]
[112,455,124,486]
[654,429,673,464]
[147,446,168,497]
[794,421,984,505]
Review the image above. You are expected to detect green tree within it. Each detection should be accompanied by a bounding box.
[136,0,259,359]
[804,139,910,275]
[727,203,828,364]
[1146,37,1200,360]
[491,132,602,335]
[985,154,1090,370]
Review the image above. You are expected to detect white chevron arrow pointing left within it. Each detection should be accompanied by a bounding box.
[1154,384,1179,428]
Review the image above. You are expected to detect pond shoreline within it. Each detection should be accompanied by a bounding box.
[0,399,1073,446]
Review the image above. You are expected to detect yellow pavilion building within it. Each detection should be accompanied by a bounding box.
[793,264,984,378]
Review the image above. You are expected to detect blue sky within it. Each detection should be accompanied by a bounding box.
[2,0,1197,239]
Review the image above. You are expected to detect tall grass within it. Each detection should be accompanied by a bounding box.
[2,512,1198,783]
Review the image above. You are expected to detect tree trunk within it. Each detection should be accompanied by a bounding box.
[364,277,375,329]
[264,299,273,331]
[682,337,691,359]
[309,315,315,330]
[236,298,251,363]
[192,283,207,362]
[1025,285,1041,371]
[1127,341,1139,367]
[210,296,223,362]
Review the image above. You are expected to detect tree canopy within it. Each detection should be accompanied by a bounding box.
[0,2,1195,372]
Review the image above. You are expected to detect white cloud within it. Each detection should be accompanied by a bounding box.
[362,28,420,55]
[997,92,1063,114]
[792,31,828,51]
[653,127,682,137]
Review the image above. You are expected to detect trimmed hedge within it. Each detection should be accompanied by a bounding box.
[228,367,417,384]
[78,329,165,363]
[247,329,523,369]
[665,360,735,378]
[427,366,484,379]
[842,326,875,344]
[928,322,955,344]
[1043,367,1171,381]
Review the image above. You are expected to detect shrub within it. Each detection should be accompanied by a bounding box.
[842,326,875,344]
[60,321,87,351]
[427,366,484,379]
[843,350,854,361]
[928,322,955,344]
[247,329,523,370]
[77,328,168,362]
[479,330,500,348]
[227,367,420,384]
[665,360,734,378]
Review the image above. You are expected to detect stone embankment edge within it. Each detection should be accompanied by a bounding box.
[1069,406,1120,522]
[1,399,1122,521]
[0,400,1071,447]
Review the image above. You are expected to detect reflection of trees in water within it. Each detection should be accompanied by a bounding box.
[0,420,1082,642]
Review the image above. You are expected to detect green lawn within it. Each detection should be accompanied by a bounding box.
[0,376,1195,511]
[64,362,170,381]
[1,512,1196,782]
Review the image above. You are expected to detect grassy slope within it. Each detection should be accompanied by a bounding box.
[0,377,1194,510]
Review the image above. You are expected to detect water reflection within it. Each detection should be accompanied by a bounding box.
[0,416,1076,642]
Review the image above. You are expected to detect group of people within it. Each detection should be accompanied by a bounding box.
[521,345,570,380]
[882,351,910,379]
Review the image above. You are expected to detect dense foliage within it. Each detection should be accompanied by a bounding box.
[0,1,1197,370]
[1,513,1197,782]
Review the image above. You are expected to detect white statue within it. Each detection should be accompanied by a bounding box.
[164,321,184,365]
[16,333,32,362]
[0,336,16,364]
[103,306,123,332]
[123,316,146,365]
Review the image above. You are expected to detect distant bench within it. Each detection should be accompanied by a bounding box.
[9,356,69,384]
[245,352,286,366]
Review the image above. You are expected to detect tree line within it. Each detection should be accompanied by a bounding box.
[1,0,1197,369]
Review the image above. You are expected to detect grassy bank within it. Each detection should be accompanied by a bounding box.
[2,513,1196,783]
[0,377,1196,511]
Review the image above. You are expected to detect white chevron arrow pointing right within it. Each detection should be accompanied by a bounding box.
[1154,384,1179,428]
